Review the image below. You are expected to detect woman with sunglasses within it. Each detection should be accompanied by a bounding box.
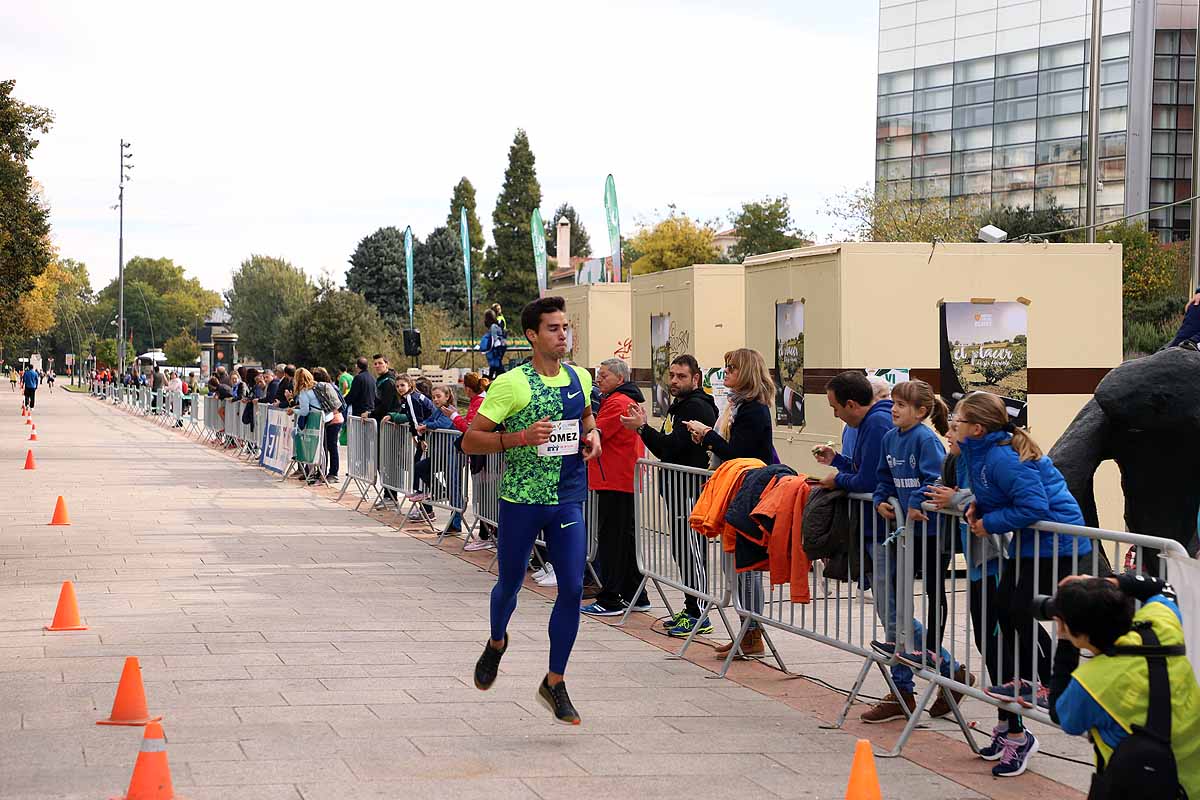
[684,347,778,658]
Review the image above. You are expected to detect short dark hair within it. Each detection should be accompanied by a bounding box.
[520,296,566,341]
[826,370,872,406]
[284,365,296,377]
[372,354,387,363]
[1055,578,1135,653]
[670,354,701,376]
[357,357,369,372]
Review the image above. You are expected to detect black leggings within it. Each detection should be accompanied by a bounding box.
[594,490,646,608]
[324,422,342,478]
[913,529,953,658]
[997,556,1056,687]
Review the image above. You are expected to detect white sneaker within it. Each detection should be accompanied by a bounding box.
[531,565,550,581]
[536,572,558,587]
[464,539,494,552]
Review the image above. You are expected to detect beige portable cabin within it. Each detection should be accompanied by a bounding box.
[741,241,1123,528]
[557,283,633,371]
[631,264,746,414]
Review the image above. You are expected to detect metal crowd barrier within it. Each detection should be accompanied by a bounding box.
[866,504,1191,758]
[282,413,326,483]
[465,450,503,547]
[623,459,737,658]
[378,419,416,510]
[337,415,379,510]
[201,396,224,444]
[420,428,468,539]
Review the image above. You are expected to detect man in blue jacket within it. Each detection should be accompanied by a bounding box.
[817,371,926,723]
[21,366,39,409]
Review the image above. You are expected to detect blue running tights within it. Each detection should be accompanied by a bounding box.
[490,499,586,675]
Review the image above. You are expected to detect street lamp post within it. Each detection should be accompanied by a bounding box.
[117,139,133,373]
[1085,0,1103,242]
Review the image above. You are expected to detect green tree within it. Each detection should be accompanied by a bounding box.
[728,195,811,260]
[976,202,1076,242]
[346,226,408,324]
[628,209,719,275]
[545,203,592,259]
[280,284,396,372]
[485,129,542,311]
[94,337,118,368]
[413,226,466,318]
[0,80,55,341]
[163,330,200,367]
[93,256,220,355]
[225,255,314,363]
[447,177,485,274]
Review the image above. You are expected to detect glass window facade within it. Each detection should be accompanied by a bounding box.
[1149,28,1197,242]
[876,33,1130,223]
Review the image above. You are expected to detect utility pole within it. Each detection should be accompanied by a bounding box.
[1085,0,1103,242]
[117,139,133,373]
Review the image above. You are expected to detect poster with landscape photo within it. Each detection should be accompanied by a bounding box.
[939,301,1028,427]
[774,301,805,426]
[650,313,671,417]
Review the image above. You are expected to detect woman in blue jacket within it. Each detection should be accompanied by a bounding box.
[955,390,1092,778]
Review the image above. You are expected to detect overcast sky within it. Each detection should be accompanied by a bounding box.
[7,0,878,294]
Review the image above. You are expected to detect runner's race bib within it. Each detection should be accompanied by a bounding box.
[538,419,580,457]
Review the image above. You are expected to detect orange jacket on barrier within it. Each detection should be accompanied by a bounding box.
[688,458,765,551]
[751,475,813,603]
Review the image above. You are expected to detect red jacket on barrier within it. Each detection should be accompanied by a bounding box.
[587,382,645,493]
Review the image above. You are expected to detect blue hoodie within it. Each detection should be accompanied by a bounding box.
[959,431,1091,559]
[832,399,894,495]
[873,423,946,518]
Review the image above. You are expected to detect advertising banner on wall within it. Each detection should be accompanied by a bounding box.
[650,313,672,417]
[260,408,295,474]
[704,366,730,416]
[867,368,910,387]
[940,301,1029,426]
[774,301,805,426]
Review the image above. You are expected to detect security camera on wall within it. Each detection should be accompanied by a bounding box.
[977,224,1008,244]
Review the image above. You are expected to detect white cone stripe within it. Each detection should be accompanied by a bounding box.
[140,739,168,752]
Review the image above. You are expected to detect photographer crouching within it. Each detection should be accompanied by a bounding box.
[1044,572,1199,798]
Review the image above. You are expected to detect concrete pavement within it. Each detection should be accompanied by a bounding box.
[0,388,1089,799]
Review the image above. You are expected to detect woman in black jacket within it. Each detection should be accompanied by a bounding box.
[684,347,778,659]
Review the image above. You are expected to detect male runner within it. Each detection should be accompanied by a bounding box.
[462,295,600,725]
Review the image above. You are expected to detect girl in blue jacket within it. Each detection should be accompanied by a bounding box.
[954,390,1092,777]
[870,381,962,699]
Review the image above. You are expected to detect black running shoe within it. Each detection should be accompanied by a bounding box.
[537,676,581,725]
[473,634,507,691]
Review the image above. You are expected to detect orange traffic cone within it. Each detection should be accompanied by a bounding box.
[844,739,882,800]
[48,495,69,525]
[44,580,87,631]
[109,721,176,800]
[28,425,37,442]
[98,657,162,726]
[24,416,31,425]
[22,449,35,470]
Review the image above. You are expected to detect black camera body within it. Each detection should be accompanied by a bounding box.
[1031,593,1058,621]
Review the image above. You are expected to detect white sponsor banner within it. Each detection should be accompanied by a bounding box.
[260,408,295,473]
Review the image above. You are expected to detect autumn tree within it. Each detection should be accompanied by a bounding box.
[824,183,980,243]
[0,80,55,341]
[628,208,719,274]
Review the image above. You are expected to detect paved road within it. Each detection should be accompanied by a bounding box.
[0,390,1086,799]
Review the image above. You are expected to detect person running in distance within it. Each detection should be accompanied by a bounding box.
[462,296,601,725]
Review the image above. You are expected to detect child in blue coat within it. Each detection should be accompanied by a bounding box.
[954,390,1092,778]
[865,380,963,722]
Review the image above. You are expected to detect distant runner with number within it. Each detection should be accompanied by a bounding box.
[462,296,601,725]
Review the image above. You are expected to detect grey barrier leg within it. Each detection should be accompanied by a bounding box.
[878,680,938,758]
[716,615,753,679]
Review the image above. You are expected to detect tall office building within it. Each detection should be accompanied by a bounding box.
[876,0,1197,241]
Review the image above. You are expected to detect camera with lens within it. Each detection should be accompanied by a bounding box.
[1031,593,1058,621]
